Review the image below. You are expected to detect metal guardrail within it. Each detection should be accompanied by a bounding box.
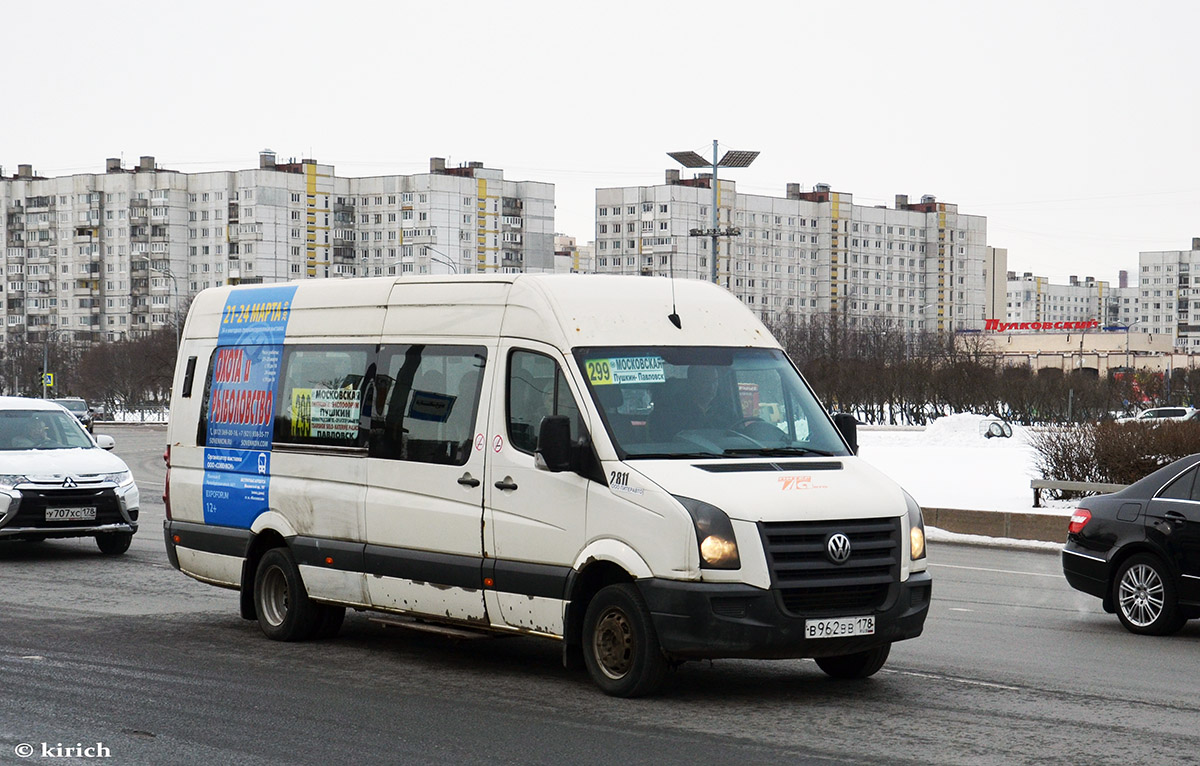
[1030,479,1128,507]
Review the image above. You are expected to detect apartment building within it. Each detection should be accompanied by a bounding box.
[553,233,594,274]
[594,172,989,332]
[1004,272,1135,327]
[0,153,554,346]
[1139,238,1200,348]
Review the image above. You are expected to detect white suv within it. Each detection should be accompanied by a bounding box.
[1117,406,1198,424]
[0,397,140,554]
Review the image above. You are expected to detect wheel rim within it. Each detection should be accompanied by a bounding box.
[260,565,290,628]
[1118,563,1165,627]
[592,607,634,680]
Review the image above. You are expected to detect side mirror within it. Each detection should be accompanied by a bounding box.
[535,415,572,472]
[95,434,116,451]
[832,413,858,455]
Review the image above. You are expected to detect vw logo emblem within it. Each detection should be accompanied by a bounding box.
[826,533,852,564]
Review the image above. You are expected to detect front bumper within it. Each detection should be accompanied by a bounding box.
[0,486,139,541]
[637,570,931,660]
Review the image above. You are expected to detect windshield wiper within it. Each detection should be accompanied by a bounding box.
[625,452,723,460]
[722,447,839,457]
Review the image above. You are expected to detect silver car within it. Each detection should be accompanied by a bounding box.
[0,397,140,554]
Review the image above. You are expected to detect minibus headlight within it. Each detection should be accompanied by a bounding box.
[905,491,926,561]
[674,495,741,570]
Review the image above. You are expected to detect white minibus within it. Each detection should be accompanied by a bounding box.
[164,274,929,696]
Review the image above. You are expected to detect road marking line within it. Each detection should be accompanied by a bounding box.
[884,669,1021,691]
[929,563,1059,579]
[948,607,975,612]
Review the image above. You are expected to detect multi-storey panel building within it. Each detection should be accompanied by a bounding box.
[594,172,989,332]
[1005,272,1128,326]
[1140,239,1200,349]
[0,154,554,346]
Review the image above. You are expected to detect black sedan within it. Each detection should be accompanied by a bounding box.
[1063,453,1200,635]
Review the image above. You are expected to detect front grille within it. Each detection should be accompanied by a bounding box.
[760,517,900,616]
[9,486,124,528]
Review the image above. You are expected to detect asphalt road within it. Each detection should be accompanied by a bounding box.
[1,425,1198,765]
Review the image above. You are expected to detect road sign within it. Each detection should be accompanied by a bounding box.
[43,373,54,387]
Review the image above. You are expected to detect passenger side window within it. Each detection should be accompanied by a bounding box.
[369,344,486,465]
[1159,466,1198,502]
[274,345,371,448]
[508,350,583,454]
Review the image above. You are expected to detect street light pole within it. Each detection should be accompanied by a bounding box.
[389,245,460,276]
[422,245,459,273]
[1124,319,1141,369]
[139,259,180,348]
[668,141,759,285]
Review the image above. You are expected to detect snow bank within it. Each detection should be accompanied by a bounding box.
[857,414,1043,514]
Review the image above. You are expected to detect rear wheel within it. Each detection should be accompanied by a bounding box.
[815,644,891,679]
[1113,553,1186,635]
[582,584,668,697]
[95,532,133,555]
[254,547,321,641]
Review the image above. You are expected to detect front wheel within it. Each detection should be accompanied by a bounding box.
[254,547,321,641]
[1113,553,1186,635]
[95,532,133,555]
[815,644,891,679]
[582,584,668,697]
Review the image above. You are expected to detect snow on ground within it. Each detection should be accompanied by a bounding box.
[857,413,1069,516]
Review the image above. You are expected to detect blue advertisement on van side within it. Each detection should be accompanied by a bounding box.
[202,285,297,528]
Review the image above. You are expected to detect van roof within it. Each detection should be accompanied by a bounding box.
[182,274,779,351]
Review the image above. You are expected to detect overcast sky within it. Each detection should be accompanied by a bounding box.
[5,0,1197,285]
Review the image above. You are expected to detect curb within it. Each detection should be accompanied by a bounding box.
[923,507,1067,544]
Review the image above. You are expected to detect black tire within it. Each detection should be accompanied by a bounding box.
[581,584,668,697]
[253,547,321,641]
[1113,553,1186,636]
[95,532,133,555]
[312,604,346,639]
[815,644,891,679]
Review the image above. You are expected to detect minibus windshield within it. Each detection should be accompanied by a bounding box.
[575,347,850,459]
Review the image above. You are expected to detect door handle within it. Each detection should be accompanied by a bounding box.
[1165,510,1188,524]
[457,473,480,488]
[494,476,518,491]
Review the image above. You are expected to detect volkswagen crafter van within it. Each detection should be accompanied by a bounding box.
[163,274,929,696]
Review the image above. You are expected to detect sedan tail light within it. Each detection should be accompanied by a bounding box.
[1068,508,1092,535]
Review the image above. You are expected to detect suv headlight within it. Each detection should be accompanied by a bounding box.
[101,470,135,489]
[905,491,926,561]
[0,475,27,491]
[674,495,741,569]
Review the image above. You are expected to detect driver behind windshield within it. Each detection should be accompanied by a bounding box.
[580,347,848,459]
[652,366,732,439]
[11,415,53,449]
